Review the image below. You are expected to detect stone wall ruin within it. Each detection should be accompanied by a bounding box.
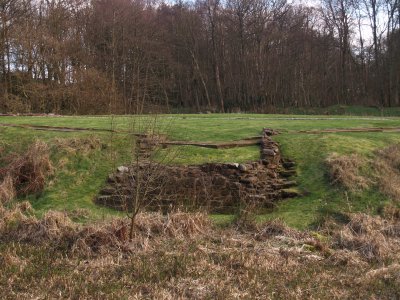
[95,128,299,213]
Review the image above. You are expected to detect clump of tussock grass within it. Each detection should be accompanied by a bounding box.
[325,153,371,191]
[0,201,34,235]
[255,219,300,240]
[364,264,400,284]
[127,211,211,238]
[71,212,210,256]
[161,211,211,237]
[0,204,212,256]
[332,213,391,261]
[375,143,400,169]
[71,219,130,255]
[0,174,15,204]
[374,144,400,200]
[0,140,53,197]
[0,244,28,272]
[381,204,400,220]
[232,200,260,232]
[325,144,400,200]
[0,203,127,255]
[0,207,76,245]
[346,213,384,234]
[381,223,400,238]
[53,136,102,155]
[327,249,368,267]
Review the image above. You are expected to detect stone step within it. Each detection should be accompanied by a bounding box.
[273,180,298,189]
[262,149,276,157]
[99,187,117,195]
[283,161,296,169]
[279,170,297,178]
[264,201,276,209]
[280,189,301,198]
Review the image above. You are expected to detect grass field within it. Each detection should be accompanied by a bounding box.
[1,113,400,228]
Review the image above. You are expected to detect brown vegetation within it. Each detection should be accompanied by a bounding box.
[0,0,399,114]
[326,144,400,201]
[331,213,393,261]
[1,200,400,298]
[0,203,211,256]
[53,136,102,155]
[0,141,53,200]
[374,144,400,200]
[0,175,15,204]
[326,153,371,191]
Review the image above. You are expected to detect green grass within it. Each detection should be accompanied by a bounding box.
[1,112,400,227]
[262,132,400,228]
[157,145,260,165]
[281,104,400,116]
[0,127,130,220]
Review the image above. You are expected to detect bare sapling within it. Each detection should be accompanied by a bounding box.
[123,115,180,240]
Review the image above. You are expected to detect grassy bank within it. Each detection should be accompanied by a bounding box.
[1,113,400,228]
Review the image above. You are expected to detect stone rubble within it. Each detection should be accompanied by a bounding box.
[95,128,299,213]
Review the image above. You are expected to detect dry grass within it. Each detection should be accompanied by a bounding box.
[53,136,102,154]
[327,249,368,267]
[157,211,211,237]
[331,213,398,261]
[325,144,400,201]
[364,264,400,284]
[1,203,400,298]
[374,144,400,201]
[0,204,212,257]
[255,218,301,240]
[0,140,53,197]
[382,204,400,220]
[326,153,371,191]
[0,174,15,204]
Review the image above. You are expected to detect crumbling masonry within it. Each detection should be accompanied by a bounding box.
[95,128,298,213]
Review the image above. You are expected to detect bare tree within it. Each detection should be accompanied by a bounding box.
[124,116,179,239]
[0,0,399,113]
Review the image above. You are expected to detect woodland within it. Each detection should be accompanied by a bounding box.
[0,0,399,114]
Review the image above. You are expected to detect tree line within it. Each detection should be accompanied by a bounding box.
[0,0,399,114]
